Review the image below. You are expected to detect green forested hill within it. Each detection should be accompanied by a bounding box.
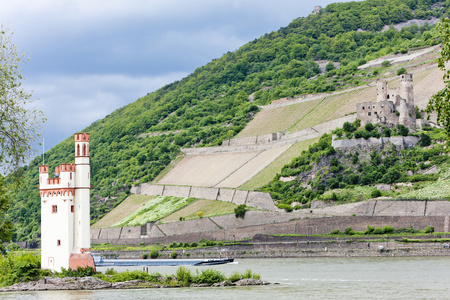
[7,0,449,242]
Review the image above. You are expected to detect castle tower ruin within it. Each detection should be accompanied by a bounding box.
[376,79,388,102]
[400,73,415,120]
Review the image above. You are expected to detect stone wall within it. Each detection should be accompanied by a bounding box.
[91,201,450,245]
[332,136,419,149]
[130,183,278,211]
[91,214,449,245]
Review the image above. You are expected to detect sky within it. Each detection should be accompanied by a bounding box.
[0,0,352,152]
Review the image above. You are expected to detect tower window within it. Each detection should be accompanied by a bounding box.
[71,205,74,213]
[368,112,371,116]
[52,205,57,213]
[57,240,61,246]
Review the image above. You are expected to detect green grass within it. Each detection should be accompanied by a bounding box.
[240,137,320,190]
[90,243,163,252]
[113,196,197,227]
[161,199,237,223]
[92,194,155,229]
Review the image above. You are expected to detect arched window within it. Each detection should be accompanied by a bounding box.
[77,144,80,156]
[82,144,86,156]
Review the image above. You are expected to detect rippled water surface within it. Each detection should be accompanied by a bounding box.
[3,257,450,299]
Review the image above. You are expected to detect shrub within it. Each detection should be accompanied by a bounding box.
[171,251,178,259]
[365,226,375,234]
[6,243,21,252]
[234,204,247,218]
[197,211,203,218]
[150,250,159,259]
[397,67,407,75]
[0,253,44,286]
[365,122,374,132]
[381,60,390,67]
[397,124,409,136]
[425,226,434,233]
[344,227,355,235]
[418,133,431,147]
[330,229,340,234]
[190,242,198,248]
[169,242,178,248]
[142,253,149,259]
[176,266,192,286]
[192,269,225,285]
[371,189,381,198]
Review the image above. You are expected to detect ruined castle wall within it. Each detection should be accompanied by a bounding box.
[332,136,419,149]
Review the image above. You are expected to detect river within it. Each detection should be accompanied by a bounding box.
[2,257,449,299]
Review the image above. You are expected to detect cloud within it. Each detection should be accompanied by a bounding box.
[1,0,352,152]
[28,72,187,149]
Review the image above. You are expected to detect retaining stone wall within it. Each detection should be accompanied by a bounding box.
[189,187,219,200]
[162,185,191,198]
[332,136,420,149]
[130,183,277,210]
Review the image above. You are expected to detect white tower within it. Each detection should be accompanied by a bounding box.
[39,133,94,271]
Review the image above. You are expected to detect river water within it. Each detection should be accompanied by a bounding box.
[2,257,450,299]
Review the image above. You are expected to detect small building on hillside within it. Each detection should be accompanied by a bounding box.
[313,6,322,15]
[39,133,95,272]
[356,73,419,132]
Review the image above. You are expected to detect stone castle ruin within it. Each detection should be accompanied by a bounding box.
[356,73,419,132]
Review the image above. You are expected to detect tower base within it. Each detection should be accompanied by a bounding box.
[69,253,96,271]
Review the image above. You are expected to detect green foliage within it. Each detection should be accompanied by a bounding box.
[114,196,196,227]
[229,269,261,282]
[371,189,382,198]
[344,227,355,235]
[150,250,159,259]
[418,133,432,147]
[264,124,446,206]
[7,0,444,242]
[397,67,407,75]
[381,60,390,68]
[170,251,178,259]
[427,18,450,148]
[425,225,434,233]
[6,243,21,251]
[0,253,47,287]
[234,204,247,218]
[192,268,225,285]
[176,266,193,286]
[142,253,148,259]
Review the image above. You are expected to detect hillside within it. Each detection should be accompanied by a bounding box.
[7,0,450,243]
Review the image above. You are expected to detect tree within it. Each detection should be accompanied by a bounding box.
[427,19,450,148]
[0,27,44,251]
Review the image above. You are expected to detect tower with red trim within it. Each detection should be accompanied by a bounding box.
[39,133,94,271]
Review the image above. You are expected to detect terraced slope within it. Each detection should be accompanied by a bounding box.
[91,195,154,229]
[160,199,237,223]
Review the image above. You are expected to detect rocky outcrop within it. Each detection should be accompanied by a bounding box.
[0,276,270,292]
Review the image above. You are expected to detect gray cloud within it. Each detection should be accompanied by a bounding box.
[1,0,352,150]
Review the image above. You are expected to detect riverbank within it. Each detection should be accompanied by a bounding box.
[0,276,270,292]
[94,235,450,259]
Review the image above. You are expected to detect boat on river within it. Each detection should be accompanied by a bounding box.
[93,256,234,267]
